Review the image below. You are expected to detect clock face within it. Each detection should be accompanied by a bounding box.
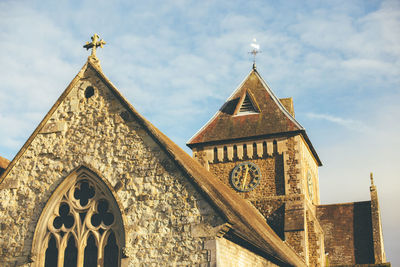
[230,162,261,192]
[307,170,314,201]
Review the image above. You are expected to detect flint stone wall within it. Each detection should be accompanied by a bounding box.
[317,201,374,265]
[0,65,226,266]
[209,155,285,200]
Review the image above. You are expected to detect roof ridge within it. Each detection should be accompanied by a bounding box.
[187,69,255,145]
[252,70,304,131]
[0,61,306,266]
[187,68,304,146]
[86,64,307,266]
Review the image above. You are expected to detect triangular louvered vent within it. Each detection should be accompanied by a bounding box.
[238,94,258,114]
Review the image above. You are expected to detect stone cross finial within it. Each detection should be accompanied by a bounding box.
[83,34,106,58]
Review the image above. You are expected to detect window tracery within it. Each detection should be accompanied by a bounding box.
[32,167,124,267]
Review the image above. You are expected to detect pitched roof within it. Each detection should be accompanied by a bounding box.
[0,156,9,176]
[187,68,322,166]
[0,57,306,266]
[0,156,9,170]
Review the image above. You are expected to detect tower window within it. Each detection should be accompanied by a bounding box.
[223,146,228,162]
[263,141,267,157]
[213,147,218,163]
[273,140,278,154]
[243,144,248,159]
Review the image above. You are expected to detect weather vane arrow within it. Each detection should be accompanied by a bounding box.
[83,34,106,58]
[249,38,261,69]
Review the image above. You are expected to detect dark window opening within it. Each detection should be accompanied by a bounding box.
[64,236,78,267]
[45,235,58,267]
[84,233,98,267]
[104,232,119,267]
[263,141,267,158]
[85,86,95,99]
[273,140,278,155]
[213,147,218,163]
[243,144,248,159]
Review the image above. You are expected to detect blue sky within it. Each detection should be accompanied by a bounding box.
[0,0,399,264]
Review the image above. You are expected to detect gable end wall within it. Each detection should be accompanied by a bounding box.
[0,65,226,266]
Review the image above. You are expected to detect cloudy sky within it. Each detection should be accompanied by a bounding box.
[1,0,399,264]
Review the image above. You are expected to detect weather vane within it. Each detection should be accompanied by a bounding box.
[249,38,261,69]
[83,34,106,58]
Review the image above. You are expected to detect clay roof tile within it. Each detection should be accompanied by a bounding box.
[187,68,322,166]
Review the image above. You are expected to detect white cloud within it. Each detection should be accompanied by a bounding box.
[0,0,399,264]
[305,112,370,132]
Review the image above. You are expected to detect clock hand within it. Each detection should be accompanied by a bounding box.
[242,165,249,190]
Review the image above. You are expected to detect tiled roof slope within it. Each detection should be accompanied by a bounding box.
[0,156,9,176]
[0,156,9,170]
[187,68,322,166]
[0,58,306,267]
[187,68,303,144]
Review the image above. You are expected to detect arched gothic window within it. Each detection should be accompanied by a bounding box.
[32,166,125,267]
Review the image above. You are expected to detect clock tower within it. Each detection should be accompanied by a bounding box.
[187,65,326,265]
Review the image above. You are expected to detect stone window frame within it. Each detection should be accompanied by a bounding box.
[31,166,125,267]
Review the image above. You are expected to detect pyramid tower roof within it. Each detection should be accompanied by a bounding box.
[187,67,322,166]
[0,55,306,266]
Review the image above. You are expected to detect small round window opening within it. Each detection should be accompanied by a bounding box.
[85,86,95,99]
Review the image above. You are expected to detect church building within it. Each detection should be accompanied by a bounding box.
[0,35,390,266]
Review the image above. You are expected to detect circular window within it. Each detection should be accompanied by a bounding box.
[85,86,95,99]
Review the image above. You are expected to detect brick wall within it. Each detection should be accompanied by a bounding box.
[213,237,279,267]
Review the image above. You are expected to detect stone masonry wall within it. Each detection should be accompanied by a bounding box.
[317,202,374,265]
[298,135,320,205]
[307,210,321,267]
[285,137,301,195]
[252,199,285,240]
[0,64,226,266]
[209,155,285,200]
[285,231,304,259]
[194,131,323,265]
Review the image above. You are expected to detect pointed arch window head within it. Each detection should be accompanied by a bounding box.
[32,167,125,267]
